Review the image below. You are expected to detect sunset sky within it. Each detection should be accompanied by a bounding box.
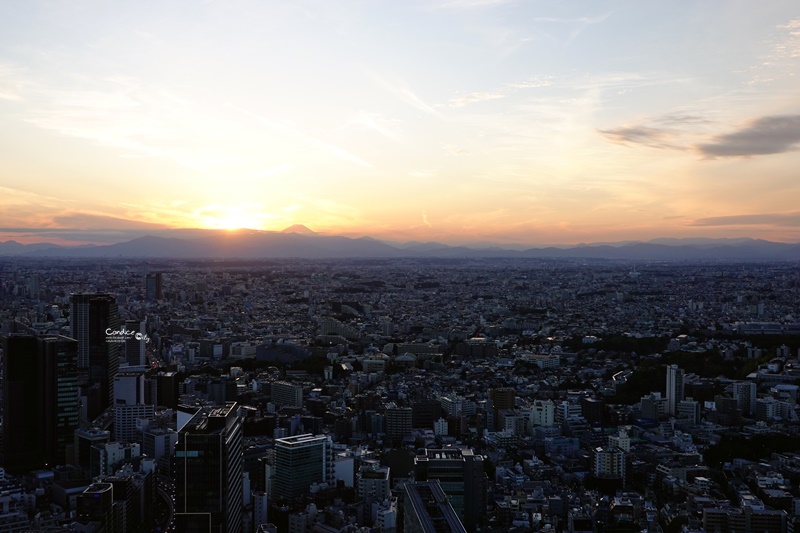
[1,0,799,246]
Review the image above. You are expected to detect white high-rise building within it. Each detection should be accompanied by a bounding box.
[253,491,269,530]
[593,446,626,481]
[113,372,153,442]
[434,417,449,436]
[358,462,390,502]
[666,365,685,416]
[529,399,555,429]
[608,428,631,452]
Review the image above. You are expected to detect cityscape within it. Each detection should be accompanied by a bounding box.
[1,255,800,532]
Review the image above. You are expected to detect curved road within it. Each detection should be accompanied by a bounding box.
[156,478,175,531]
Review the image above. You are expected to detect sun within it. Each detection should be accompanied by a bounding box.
[211,214,263,231]
[197,205,268,231]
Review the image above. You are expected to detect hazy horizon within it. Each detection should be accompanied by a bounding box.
[2,225,798,252]
[1,1,799,246]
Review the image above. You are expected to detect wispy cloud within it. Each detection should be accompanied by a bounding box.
[422,210,432,228]
[229,104,372,168]
[690,212,800,227]
[775,19,800,59]
[408,169,437,179]
[339,111,403,141]
[0,206,176,244]
[532,13,612,43]
[432,0,516,9]
[696,115,800,158]
[52,212,170,230]
[448,91,505,107]
[442,144,469,155]
[653,114,711,127]
[255,164,292,178]
[508,75,553,89]
[372,75,443,117]
[597,110,800,159]
[598,125,680,149]
[444,74,551,110]
[0,62,30,101]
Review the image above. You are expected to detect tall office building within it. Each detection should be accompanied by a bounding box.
[75,482,116,530]
[270,381,302,408]
[666,365,685,416]
[175,403,244,533]
[1,334,80,474]
[149,371,179,409]
[529,399,555,428]
[358,462,391,502]
[677,398,701,425]
[113,372,154,443]
[411,400,442,430]
[70,293,120,411]
[413,448,486,531]
[593,446,626,481]
[73,428,110,475]
[123,319,146,367]
[489,387,516,432]
[733,381,757,416]
[145,272,163,301]
[385,407,413,444]
[488,387,516,411]
[273,434,334,500]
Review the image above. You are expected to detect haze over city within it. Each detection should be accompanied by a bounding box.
[1,1,800,246]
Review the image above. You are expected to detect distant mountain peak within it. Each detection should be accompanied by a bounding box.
[280,224,317,235]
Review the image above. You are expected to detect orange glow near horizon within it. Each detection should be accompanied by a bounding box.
[1,3,799,246]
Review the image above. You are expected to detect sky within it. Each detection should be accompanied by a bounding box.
[1,0,799,246]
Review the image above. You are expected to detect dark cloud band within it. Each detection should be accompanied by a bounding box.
[697,115,800,157]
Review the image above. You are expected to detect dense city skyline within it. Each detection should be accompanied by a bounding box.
[1,1,800,246]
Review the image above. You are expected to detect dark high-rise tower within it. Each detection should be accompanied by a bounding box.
[175,403,243,533]
[1,334,79,474]
[124,318,146,367]
[413,448,487,531]
[145,272,162,301]
[70,293,120,410]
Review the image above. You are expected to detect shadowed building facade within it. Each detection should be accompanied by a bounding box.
[413,448,486,531]
[273,434,334,501]
[70,293,120,412]
[0,334,80,474]
[175,403,243,533]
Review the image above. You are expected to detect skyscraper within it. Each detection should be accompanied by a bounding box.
[488,387,515,411]
[145,272,163,301]
[1,334,79,474]
[385,407,413,444]
[733,381,757,416]
[413,448,486,531]
[70,293,120,411]
[175,403,243,533]
[123,318,146,367]
[666,364,685,416]
[273,434,334,500]
[270,381,302,408]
